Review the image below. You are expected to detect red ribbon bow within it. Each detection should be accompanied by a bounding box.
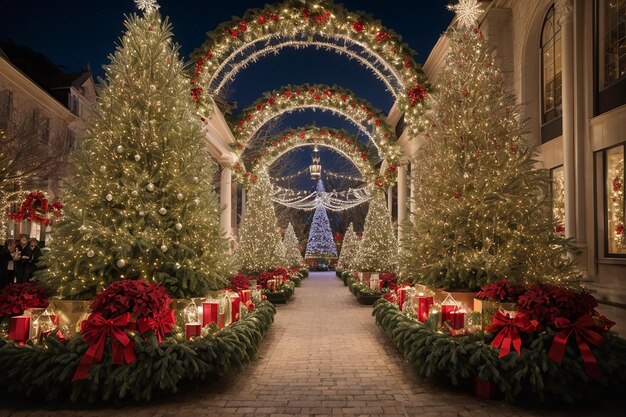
[72,312,136,382]
[548,314,605,381]
[137,309,175,343]
[486,311,536,358]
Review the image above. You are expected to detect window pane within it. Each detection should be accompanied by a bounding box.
[606,145,626,254]
[604,0,626,85]
[552,166,565,235]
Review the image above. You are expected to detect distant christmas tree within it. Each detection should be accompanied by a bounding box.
[235,170,284,274]
[400,26,578,290]
[36,2,231,299]
[305,180,337,258]
[352,191,397,272]
[283,222,304,268]
[337,222,359,270]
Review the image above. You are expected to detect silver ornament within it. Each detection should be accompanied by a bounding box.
[175,223,183,231]
[105,193,113,202]
[192,176,199,183]
[176,193,184,200]
[131,190,139,197]
[99,165,106,172]
[138,210,145,216]
[116,259,126,268]
[159,207,167,215]
[194,197,200,205]
[87,249,95,258]
[116,145,124,153]
[134,154,141,162]
[160,244,168,253]
[174,262,181,269]
[146,183,155,192]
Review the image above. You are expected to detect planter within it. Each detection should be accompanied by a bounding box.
[356,294,380,305]
[266,291,290,304]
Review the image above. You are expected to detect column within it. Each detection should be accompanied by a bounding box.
[220,167,232,237]
[397,165,408,241]
[558,0,576,241]
[241,188,247,220]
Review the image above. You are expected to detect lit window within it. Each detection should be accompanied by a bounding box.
[541,5,562,123]
[551,166,565,235]
[602,0,626,86]
[606,145,625,255]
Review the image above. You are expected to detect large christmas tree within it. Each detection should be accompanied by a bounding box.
[283,222,303,268]
[337,222,359,270]
[400,25,578,290]
[305,180,337,258]
[352,190,397,272]
[235,170,284,274]
[36,2,232,299]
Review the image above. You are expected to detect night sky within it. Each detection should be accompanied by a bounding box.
[0,0,453,198]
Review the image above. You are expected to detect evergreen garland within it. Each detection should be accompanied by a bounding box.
[372,300,626,403]
[0,301,275,403]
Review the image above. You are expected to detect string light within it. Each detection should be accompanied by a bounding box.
[305,180,338,258]
[272,184,371,211]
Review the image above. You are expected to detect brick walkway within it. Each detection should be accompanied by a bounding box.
[0,271,621,417]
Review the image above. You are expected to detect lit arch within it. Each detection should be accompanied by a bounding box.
[191,0,430,135]
[230,84,403,166]
[231,126,398,189]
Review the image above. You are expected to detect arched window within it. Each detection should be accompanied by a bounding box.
[541,6,562,123]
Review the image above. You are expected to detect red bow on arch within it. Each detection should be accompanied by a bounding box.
[137,309,176,343]
[486,311,537,358]
[548,314,606,381]
[72,313,136,382]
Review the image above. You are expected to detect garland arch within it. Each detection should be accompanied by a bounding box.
[229,84,403,167]
[191,0,430,135]
[231,126,398,189]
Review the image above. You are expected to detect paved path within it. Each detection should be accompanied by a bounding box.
[0,272,620,416]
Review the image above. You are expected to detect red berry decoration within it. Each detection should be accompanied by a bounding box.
[353,19,364,32]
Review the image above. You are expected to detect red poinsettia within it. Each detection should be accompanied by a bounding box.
[0,282,49,317]
[517,283,598,326]
[379,273,398,290]
[229,273,251,291]
[90,279,172,319]
[476,279,526,302]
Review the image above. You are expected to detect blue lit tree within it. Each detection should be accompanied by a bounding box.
[305,180,337,258]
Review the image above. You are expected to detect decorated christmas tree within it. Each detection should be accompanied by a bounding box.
[235,170,284,274]
[305,180,338,258]
[352,190,397,272]
[282,222,304,268]
[337,222,359,270]
[36,1,232,299]
[400,24,578,290]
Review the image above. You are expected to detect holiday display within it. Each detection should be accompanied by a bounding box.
[235,170,285,274]
[228,84,401,181]
[352,190,397,273]
[347,272,397,305]
[191,0,429,135]
[372,278,626,403]
[232,126,390,189]
[399,25,578,291]
[305,180,338,259]
[336,223,359,271]
[609,158,625,249]
[35,3,232,299]
[282,222,304,268]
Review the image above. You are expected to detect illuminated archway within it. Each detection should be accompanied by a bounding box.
[192,0,429,135]
[232,126,398,189]
[230,84,402,167]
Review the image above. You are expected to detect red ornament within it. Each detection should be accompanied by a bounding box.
[374,119,381,126]
[340,94,347,102]
[301,7,311,19]
[194,57,204,76]
[257,15,267,24]
[267,97,276,105]
[616,224,624,235]
[361,152,367,161]
[256,104,264,111]
[403,56,411,68]
[453,192,461,199]
[313,11,331,25]
[352,19,364,32]
[407,83,426,107]
[238,21,248,32]
[283,91,293,98]
[205,50,212,60]
[191,87,203,103]
[314,94,321,101]
[375,31,392,43]
[227,28,239,38]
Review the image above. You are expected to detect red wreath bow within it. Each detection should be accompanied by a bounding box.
[548,314,605,381]
[486,311,537,358]
[137,309,175,343]
[72,313,136,382]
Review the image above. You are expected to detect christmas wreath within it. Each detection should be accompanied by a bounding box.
[8,191,63,225]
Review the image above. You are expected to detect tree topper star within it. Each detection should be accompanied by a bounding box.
[135,0,160,14]
[447,0,483,28]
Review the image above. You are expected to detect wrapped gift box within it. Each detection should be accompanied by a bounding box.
[202,301,219,327]
[9,315,30,344]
